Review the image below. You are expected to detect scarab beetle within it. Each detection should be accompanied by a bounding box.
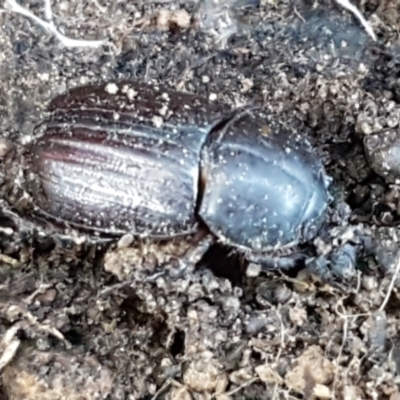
[0,81,366,283]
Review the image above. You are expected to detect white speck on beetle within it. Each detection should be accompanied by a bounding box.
[105,83,119,95]
[126,88,138,101]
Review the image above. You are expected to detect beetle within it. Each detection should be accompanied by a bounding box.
[0,81,366,283]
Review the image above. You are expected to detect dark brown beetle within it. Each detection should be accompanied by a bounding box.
[1,81,367,282]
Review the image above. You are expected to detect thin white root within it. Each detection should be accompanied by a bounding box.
[4,0,106,48]
[334,0,376,41]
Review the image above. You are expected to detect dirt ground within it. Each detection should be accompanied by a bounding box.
[2,0,400,399]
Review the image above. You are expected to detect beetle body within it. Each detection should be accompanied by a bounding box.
[3,81,338,271]
[199,114,331,252]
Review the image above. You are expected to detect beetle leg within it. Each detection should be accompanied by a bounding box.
[247,251,306,270]
[169,234,216,278]
[146,234,215,281]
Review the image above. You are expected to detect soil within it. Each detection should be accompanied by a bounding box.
[1,0,400,399]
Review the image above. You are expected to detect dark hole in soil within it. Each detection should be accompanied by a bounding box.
[0,212,17,229]
[170,329,185,358]
[250,349,262,362]
[63,328,85,346]
[197,243,244,285]
[120,290,166,327]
